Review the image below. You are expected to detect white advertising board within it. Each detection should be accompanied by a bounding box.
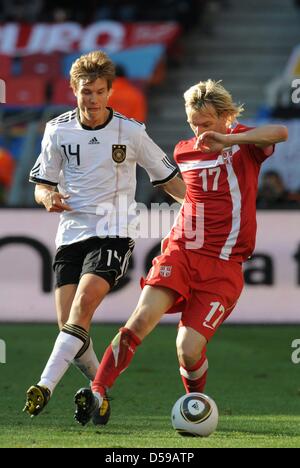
[0,209,299,323]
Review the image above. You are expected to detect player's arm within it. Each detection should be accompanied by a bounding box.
[196,125,288,154]
[161,175,186,204]
[135,125,185,203]
[226,125,288,150]
[30,123,72,212]
[35,183,72,213]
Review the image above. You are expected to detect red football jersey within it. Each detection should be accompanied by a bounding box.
[169,124,274,262]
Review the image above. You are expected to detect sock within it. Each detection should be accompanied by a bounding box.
[92,327,141,395]
[38,324,89,394]
[179,352,208,394]
[73,338,99,382]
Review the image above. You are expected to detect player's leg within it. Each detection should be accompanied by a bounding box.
[38,274,110,392]
[176,326,208,394]
[74,244,190,426]
[23,244,84,417]
[55,284,77,330]
[177,255,244,395]
[24,274,109,417]
[176,293,229,395]
[23,274,110,418]
[55,283,101,382]
[44,244,104,390]
[74,285,179,425]
[24,262,110,416]
[69,237,136,395]
[24,237,134,418]
[94,284,179,387]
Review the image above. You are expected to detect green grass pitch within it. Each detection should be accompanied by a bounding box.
[0,323,300,448]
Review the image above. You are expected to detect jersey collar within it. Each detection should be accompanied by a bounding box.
[76,107,113,130]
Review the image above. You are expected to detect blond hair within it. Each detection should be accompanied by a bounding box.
[184,79,244,124]
[70,50,116,91]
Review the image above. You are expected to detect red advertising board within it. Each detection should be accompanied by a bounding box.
[0,21,181,55]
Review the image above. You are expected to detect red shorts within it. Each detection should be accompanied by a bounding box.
[145,245,244,341]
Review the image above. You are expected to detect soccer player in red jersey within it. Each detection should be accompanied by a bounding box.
[74,80,288,426]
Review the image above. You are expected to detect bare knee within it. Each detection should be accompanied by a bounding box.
[177,344,200,369]
[69,291,101,328]
[125,305,153,339]
[74,292,98,313]
[176,327,206,368]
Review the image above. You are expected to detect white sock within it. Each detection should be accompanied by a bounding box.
[73,338,99,381]
[38,331,84,394]
[93,392,103,409]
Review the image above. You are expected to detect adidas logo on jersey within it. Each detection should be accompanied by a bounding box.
[88,137,100,144]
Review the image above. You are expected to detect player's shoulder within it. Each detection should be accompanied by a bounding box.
[47,109,77,129]
[113,111,145,131]
[174,138,195,153]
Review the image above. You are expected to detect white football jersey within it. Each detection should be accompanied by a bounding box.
[29,108,178,247]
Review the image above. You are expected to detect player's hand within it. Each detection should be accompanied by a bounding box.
[43,192,73,212]
[194,131,229,153]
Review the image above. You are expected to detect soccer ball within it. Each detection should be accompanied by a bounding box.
[171,392,219,437]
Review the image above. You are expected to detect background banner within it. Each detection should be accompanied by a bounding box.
[0,22,181,55]
[0,209,299,323]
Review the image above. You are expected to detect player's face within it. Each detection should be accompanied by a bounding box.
[186,105,228,138]
[75,78,112,125]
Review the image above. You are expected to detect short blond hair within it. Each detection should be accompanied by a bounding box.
[70,50,116,91]
[184,79,244,124]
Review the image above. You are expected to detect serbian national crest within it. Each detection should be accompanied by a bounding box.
[222,148,233,165]
[112,144,127,163]
[160,266,172,277]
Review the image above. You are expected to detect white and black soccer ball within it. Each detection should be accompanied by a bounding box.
[171,392,219,437]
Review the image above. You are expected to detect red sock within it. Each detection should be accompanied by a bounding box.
[179,352,208,394]
[92,327,141,395]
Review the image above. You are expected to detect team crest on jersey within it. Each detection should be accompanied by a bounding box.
[160,266,172,277]
[222,148,233,165]
[112,144,127,163]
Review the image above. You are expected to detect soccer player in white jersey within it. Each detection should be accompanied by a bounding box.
[23,50,186,422]
[73,80,288,426]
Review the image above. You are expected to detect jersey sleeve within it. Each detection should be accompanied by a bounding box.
[248,142,275,164]
[233,123,275,164]
[137,126,178,186]
[29,124,62,186]
[173,140,186,164]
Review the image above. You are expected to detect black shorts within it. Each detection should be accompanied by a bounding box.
[53,236,135,289]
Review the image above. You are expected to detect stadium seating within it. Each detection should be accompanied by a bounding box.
[0,55,12,78]
[51,78,77,106]
[5,76,47,106]
[20,53,61,80]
